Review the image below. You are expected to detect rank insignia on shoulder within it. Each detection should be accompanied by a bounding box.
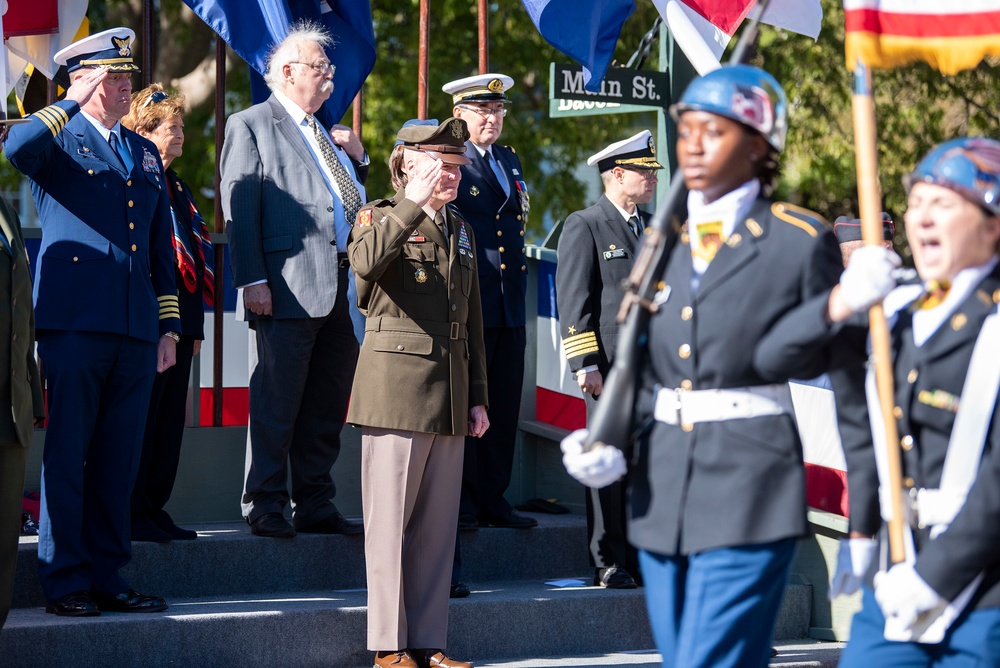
[142,148,160,174]
[357,209,373,227]
[469,186,480,197]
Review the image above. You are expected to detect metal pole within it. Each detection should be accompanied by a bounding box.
[418,0,429,118]
[212,37,227,427]
[352,91,362,138]
[478,0,489,73]
[142,0,153,88]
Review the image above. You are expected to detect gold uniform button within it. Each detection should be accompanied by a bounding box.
[499,246,505,253]
[681,233,690,244]
[893,406,903,419]
[907,369,918,383]
[678,344,691,359]
[88,169,94,175]
[496,215,501,221]
[497,230,503,237]
[681,306,693,321]
[131,244,137,251]
[129,223,135,230]
[522,248,526,254]
[397,345,404,351]
[73,257,79,262]
[520,230,525,236]
[681,422,694,433]
[903,477,915,489]
[521,265,526,271]
[680,379,693,391]
[127,180,132,186]
[901,435,914,451]
[517,215,522,221]
[177,183,183,191]
[500,263,506,270]
[128,200,134,208]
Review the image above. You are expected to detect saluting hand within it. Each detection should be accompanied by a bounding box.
[330,124,365,162]
[404,159,443,208]
[65,66,109,107]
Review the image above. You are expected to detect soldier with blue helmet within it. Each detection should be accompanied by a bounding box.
[3,28,179,617]
[560,64,855,667]
[784,137,1000,667]
[445,74,536,530]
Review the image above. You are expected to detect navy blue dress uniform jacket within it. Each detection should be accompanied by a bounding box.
[4,101,180,340]
[452,141,527,328]
[557,195,648,374]
[759,265,1000,611]
[629,198,842,557]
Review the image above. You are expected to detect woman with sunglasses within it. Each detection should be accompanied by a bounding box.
[122,84,214,543]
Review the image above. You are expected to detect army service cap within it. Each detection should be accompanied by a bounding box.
[588,130,664,173]
[443,73,514,104]
[396,117,472,165]
[833,212,894,243]
[55,27,140,73]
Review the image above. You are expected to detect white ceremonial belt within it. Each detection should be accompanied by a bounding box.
[910,488,967,530]
[653,384,793,426]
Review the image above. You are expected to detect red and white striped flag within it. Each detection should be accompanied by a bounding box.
[845,0,1000,74]
[652,0,822,74]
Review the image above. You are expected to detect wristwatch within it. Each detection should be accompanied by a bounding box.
[163,331,181,342]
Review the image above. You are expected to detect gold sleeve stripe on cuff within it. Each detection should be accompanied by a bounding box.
[47,105,70,127]
[157,294,180,302]
[159,309,181,319]
[34,108,59,135]
[564,345,599,360]
[564,340,599,355]
[562,331,597,346]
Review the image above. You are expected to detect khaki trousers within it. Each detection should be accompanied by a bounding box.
[362,428,463,651]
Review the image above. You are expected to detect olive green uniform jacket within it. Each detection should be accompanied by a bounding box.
[347,192,488,436]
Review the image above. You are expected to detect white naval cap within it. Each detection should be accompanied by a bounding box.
[587,130,664,173]
[443,73,514,104]
[55,27,139,73]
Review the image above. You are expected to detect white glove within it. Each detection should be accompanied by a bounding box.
[839,245,901,313]
[874,562,946,631]
[828,537,877,599]
[560,429,627,489]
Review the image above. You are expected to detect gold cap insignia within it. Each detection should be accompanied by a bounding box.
[469,186,479,196]
[488,78,504,92]
[648,136,655,153]
[112,36,132,57]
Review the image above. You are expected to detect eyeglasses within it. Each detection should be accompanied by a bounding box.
[290,60,336,76]
[139,90,169,111]
[458,104,507,119]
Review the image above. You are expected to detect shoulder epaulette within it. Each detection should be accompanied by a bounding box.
[504,145,516,154]
[771,202,828,238]
[33,104,71,138]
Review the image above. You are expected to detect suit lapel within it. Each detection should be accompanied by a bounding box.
[469,142,505,199]
[70,116,128,176]
[268,96,331,189]
[596,196,637,253]
[694,199,767,300]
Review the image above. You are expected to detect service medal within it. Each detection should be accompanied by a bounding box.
[415,268,428,283]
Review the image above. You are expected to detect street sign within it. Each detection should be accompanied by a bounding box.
[550,63,670,108]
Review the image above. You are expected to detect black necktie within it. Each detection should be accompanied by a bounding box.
[628,215,641,239]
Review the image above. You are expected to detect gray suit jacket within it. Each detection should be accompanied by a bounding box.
[221,95,364,320]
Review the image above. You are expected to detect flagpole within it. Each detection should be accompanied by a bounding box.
[417,0,429,119]
[852,61,906,564]
[478,0,488,73]
[143,0,153,88]
[212,35,227,428]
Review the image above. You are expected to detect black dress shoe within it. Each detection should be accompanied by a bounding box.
[457,514,479,531]
[481,510,537,529]
[131,516,172,543]
[594,566,638,589]
[45,590,100,617]
[91,589,168,613]
[249,512,296,538]
[153,511,198,540]
[296,512,363,535]
[449,583,470,599]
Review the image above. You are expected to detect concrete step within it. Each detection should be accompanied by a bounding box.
[12,512,591,609]
[0,581,816,668]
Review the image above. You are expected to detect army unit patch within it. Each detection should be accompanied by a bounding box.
[357,209,373,227]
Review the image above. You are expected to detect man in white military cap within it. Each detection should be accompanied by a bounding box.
[556,130,662,588]
[444,73,538,531]
[4,27,179,616]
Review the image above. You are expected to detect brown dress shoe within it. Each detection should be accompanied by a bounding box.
[416,650,473,668]
[373,650,419,667]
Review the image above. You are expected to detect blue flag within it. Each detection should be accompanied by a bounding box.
[521,0,635,92]
[182,0,375,125]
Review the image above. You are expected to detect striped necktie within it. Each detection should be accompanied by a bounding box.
[306,115,363,225]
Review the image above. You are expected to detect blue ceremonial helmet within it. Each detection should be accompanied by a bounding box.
[670,64,788,153]
[905,137,1000,215]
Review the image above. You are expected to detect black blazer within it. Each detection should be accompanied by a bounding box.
[556,195,648,375]
[629,198,842,556]
[452,141,527,329]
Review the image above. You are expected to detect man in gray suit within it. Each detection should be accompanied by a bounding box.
[221,21,366,538]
